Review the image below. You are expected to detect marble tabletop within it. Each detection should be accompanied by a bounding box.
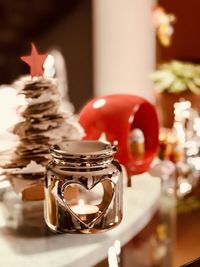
[0,173,160,267]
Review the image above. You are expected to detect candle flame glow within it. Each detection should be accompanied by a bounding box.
[78,199,85,207]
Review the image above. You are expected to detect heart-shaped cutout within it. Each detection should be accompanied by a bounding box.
[61,180,114,228]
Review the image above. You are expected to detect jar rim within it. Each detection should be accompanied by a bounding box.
[51,140,116,159]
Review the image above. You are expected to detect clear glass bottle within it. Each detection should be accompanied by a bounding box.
[44,140,123,234]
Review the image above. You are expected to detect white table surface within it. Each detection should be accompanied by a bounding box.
[0,173,160,267]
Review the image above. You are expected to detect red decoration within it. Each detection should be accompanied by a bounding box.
[79,94,159,175]
[21,43,47,77]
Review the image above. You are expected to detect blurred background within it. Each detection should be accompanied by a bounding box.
[1,0,200,110]
[0,0,93,111]
[1,0,197,111]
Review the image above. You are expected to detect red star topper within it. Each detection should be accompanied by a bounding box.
[21,43,47,77]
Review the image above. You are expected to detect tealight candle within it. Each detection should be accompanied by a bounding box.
[129,128,145,156]
[70,200,99,223]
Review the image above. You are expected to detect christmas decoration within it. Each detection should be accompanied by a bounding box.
[152,5,176,47]
[155,100,200,197]
[173,100,200,186]
[2,45,84,201]
[21,43,47,77]
[79,94,159,187]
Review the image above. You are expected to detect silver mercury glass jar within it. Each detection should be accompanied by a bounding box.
[44,140,123,234]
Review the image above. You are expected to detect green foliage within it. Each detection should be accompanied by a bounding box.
[150,60,200,94]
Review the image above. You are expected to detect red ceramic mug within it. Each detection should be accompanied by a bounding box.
[79,94,159,176]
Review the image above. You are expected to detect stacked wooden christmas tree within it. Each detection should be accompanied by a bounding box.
[2,44,84,201]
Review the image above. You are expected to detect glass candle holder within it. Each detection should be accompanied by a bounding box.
[44,140,123,234]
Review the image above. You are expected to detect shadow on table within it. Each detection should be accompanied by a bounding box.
[0,226,109,255]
